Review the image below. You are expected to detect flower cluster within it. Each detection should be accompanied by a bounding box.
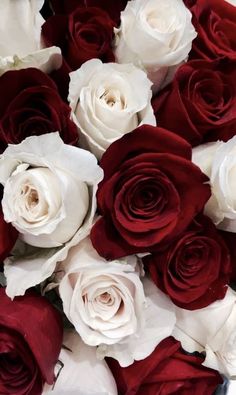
[0,0,235,394]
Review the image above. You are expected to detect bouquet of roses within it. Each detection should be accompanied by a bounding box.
[1,0,236,394]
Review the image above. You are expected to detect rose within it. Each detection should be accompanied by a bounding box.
[0,68,78,152]
[49,0,127,26]
[43,330,117,395]
[0,208,18,262]
[0,287,63,394]
[107,336,223,395]
[152,58,236,147]
[91,125,211,260]
[0,132,102,247]
[42,6,114,72]
[69,59,155,159]
[189,0,236,61]
[59,238,146,347]
[173,287,236,377]
[0,132,103,298]
[144,215,231,310]
[193,136,236,232]
[58,237,176,367]
[114,0,197,91]
[0,0,61,75]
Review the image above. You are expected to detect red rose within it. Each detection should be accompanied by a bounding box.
[189,0,236,61]
[144,215,231,310]
[0,68,78,152]
[49,0,127,25]
[0,288,63,394]
[42,7,115,71]
[107,337,223,395]
[0,208,18,262]
[152,58,236,146]
[91,125,210,260]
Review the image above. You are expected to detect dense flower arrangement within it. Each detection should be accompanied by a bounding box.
[1,0,236,394]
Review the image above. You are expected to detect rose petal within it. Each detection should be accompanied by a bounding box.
[43,330,117,395]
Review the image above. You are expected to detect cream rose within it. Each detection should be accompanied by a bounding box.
[69,59,156,159]
[0,0,61,75]
[114,0,197,91]
[173,287,236,378]
[58,237,176,367]
[193,137,236,231]
[0,133,103,297]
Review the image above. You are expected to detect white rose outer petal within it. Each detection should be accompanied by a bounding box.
[43,330,118,395]
[0,0,62,75]
[225,0,236,5]
[192,137,236,231]
[173,288,236,378]
[69,59,156,160]
[1,133,103,298]
[114,0,197,91]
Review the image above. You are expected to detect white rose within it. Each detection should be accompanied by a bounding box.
[58,237,176,367]
[173,287,236,378]
[69,59,156,159]
[0,133,103,297]
[114,0,197,91]
[0,0,61,75]
[193,136,236,232]
[43,330,118,395]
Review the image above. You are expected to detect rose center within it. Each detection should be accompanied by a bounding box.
[21,185,39,209]
[98,292,112,304]
[100,88,126,110]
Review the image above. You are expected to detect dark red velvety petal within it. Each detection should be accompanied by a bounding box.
[190,0,236,61]
[145,215,231,310]
[0,328,42,395]
[184,0,197,8]
[153,80,201,146]
[220,231,236,285]
[49,0,127,25]
[0,209,18,262]
[100,125,192,182]
[107,337,223,395]
[0,288,63,385]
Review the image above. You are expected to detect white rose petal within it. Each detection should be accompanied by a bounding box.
[225,0,236,5]
[173,287,236,378]
[43,330,117,395]
[114,0,197,91]
[69,59,156,159]
[58,238,176,366]
[0,0,62,75]
[228,381,236,395]
[193,136,236,231]
[1,133,103,298]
